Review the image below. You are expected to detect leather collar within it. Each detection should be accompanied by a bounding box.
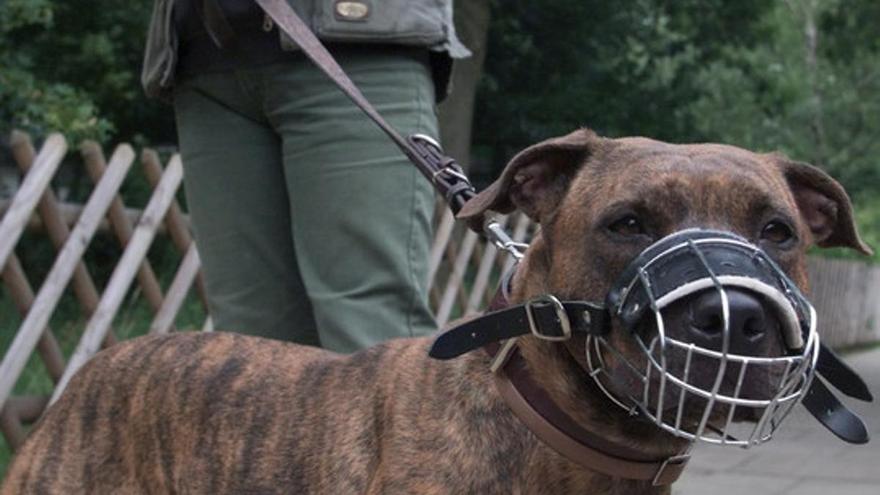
[485,341,690,485]
[431,286,691,486]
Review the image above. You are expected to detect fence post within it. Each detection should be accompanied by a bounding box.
[467,215,509,313]
[149,243,201,334]
[141,149,208,308]
[0,256,66,382]
[81,141,167,318]
[0,132,66,270]
[436,229,480,326]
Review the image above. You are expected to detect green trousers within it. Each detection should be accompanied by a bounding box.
[173,47,437,353]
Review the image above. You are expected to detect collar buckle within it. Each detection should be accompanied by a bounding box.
[525,295,572,342]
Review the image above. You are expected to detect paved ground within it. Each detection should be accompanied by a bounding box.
[676,347,880,494]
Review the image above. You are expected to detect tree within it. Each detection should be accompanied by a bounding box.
[685,0,880,198]
[470,0,773,184]
[0,0,173,147]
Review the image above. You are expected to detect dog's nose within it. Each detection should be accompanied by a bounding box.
[688,288,768,352]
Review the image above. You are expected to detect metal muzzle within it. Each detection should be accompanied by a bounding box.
[587,229,820,447]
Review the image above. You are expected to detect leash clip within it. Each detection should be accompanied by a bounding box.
[485,220,528,260]
[525,295,572,342]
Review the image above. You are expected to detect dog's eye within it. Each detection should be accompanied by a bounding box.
[608,215,645,236]
[761,221,795,245]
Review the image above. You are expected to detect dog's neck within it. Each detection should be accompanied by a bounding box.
[508,238,690,461]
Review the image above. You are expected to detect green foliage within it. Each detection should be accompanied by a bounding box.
[0,0,53,32]
[820,0,880,59]
[0,68,114,144]
[473,0,772,161]
[0,0,174,146]
[683,1,880,199]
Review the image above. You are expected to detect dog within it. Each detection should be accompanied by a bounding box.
[2,128,870,494]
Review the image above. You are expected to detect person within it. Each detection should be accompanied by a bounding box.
[142,0,469,353]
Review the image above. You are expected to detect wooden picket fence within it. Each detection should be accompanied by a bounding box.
[0,131,207,452]
[0,131,530,456]
[427,208,535,327]
[807,257,880,347]
[1,131,878,464]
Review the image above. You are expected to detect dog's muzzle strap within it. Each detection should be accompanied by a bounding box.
[815,344,873,402]
[800,344,872,444]
[429,298,608,360]
[803,377,870,444]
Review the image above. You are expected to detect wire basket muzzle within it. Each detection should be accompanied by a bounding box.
[591,229,820,446]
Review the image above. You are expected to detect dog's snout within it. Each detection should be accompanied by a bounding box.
[688,289,769,352]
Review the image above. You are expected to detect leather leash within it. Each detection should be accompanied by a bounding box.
[254,0,480,222]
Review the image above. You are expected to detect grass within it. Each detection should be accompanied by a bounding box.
[0,237,207,481]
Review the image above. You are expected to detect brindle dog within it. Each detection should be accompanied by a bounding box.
[2,129,870,494]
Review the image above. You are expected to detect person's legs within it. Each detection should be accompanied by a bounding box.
[263,48,437,353]
[174,70,320,344]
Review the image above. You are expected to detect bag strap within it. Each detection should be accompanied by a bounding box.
[254,0,479,221]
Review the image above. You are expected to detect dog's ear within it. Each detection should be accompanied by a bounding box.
[771,155,872,255]
[458,128,598,223]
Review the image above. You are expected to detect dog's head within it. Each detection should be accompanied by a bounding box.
[460,128,871,444]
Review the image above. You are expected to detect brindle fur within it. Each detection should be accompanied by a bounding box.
[2,129,869,494]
